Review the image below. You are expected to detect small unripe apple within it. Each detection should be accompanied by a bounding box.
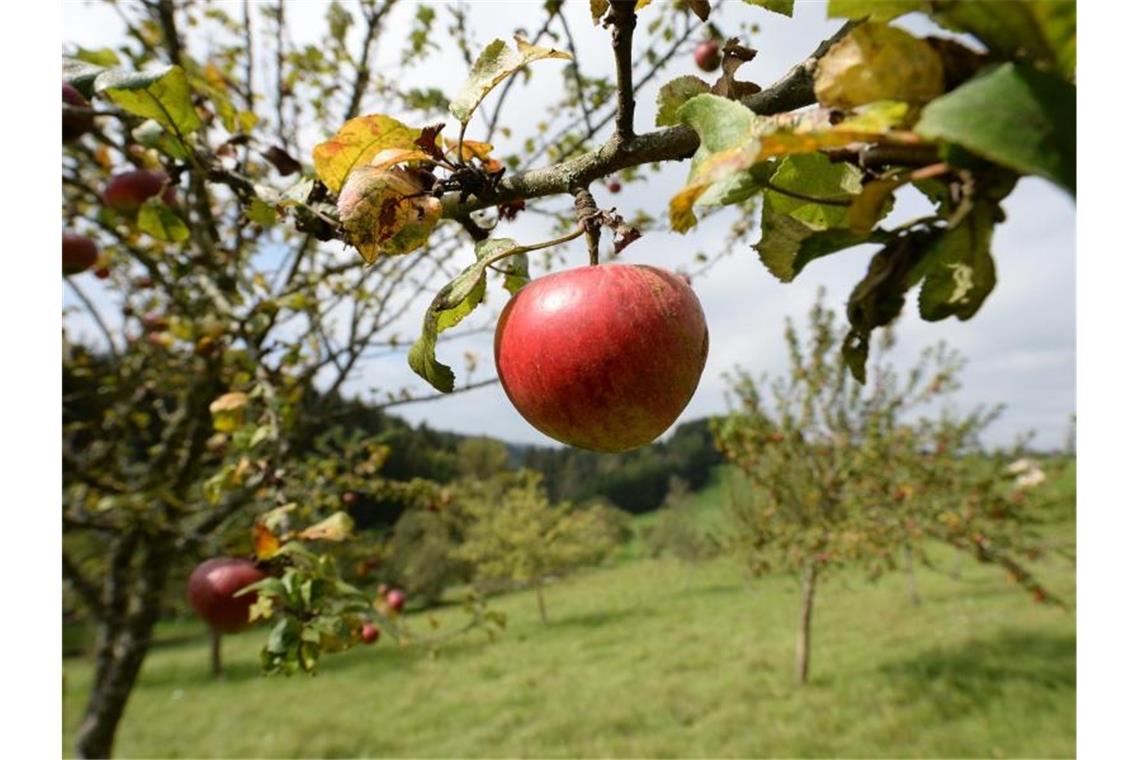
[63,82,94,141]
[101,170,176,213]
[386,588,406,613]
[694,40,721,72]
[495,264,708,452]
[62,233,99,275]
[187,557,267,634]
[360,622,380,644]
[607,180,622,193]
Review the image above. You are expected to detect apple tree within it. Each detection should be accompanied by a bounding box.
[713,293,1064,684]
[63,0,1074,755]
[452,470,618,624]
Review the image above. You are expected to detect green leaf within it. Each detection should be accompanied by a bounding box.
[917,202,998,321]
[930,0,1075,81]
[409,238,518,391]
[73,47,121,67]
[655,76,711,127]
[915,63,1075,195]
[131,120,189,160]
[754,155,866,281]
[502,253,530,295]
[136,198,189,243]
[449,35,571,124]
[765,153,862,228]
[744,0,795,16]
[756,210,886,282]
[842,231,937,380]
[245,199,278,227]
[95,65,202,139]
[63,57,106,97]
[827,0,926,22]
[814,23,944,109]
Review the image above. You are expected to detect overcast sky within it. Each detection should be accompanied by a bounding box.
[63,0,1075,450]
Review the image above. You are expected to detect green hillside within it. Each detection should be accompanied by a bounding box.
[63,468,1075,758]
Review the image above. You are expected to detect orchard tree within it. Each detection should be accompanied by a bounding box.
[63,0,1074,755]
[713,294,1064,684]
[453,471,617,623]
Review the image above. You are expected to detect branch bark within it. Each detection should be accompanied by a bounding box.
[606,1,638,142]
[441,21,855,220]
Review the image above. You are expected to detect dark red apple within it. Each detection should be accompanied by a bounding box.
[694,40,721,72]
[360,622,380,644]
[63,233,99,275]
[494,264,708,452]
[607,180,622,193]
[187,557,267,633]
[101,170,176,213]
[385,588,406,613]
[63,82,94,141]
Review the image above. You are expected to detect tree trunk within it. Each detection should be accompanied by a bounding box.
[904,545,921,606]
[75,539,172,759]
[534,580,548,625]
[211,628,223,679]
[794,561,817,685]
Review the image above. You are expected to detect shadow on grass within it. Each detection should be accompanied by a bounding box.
[879,628,1075,718]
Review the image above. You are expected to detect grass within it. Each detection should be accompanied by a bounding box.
[63,466,1075,758]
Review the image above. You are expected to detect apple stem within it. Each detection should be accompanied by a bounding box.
[572,188,601,266]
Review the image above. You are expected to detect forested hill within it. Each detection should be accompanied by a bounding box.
[314,393,722,515]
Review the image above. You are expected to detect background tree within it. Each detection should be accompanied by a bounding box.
[453,471,617,623]
[713,293,1062,684]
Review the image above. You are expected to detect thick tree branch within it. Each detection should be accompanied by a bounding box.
[441,21,855,220]
[606,1,638,142]
[63,552,105,618]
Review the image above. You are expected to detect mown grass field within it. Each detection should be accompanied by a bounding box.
[63,465,1075,758]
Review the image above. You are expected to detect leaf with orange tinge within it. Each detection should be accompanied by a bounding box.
[252,521,282,560]
[847,177,904,235]
[312,114,420,194]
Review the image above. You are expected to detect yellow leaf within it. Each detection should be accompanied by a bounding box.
[312,114,420,194]
[296,511,355,542]
[209,391,249,432]
[590,0,609,24]
[814,23,944,110]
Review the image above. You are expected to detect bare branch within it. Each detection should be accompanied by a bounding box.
[65,279,119,361]
[376,377,500,410]
[343,0,399,122]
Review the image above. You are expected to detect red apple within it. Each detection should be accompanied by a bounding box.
[187,557,267,634]
[360,622,380,644]
[341,491,358,506]
[694,40,721,72]
[386,588,406,613]
[494,264,708,452]
[63,233,99,275]
[607,180,622,193]
[101,170,176,213]
[63,82,94,141]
